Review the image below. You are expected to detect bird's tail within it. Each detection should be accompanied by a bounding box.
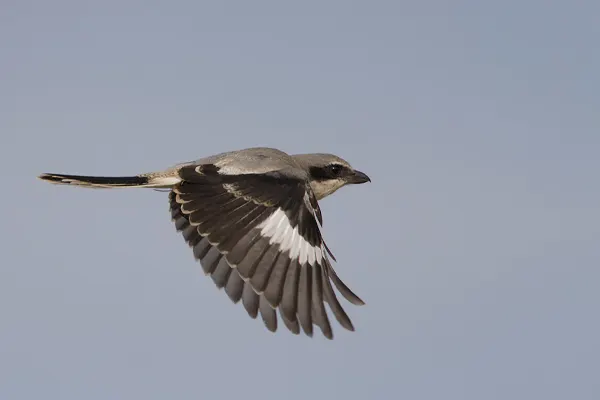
[38,173,179,189]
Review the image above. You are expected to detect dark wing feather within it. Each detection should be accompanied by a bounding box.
[297,265,313,336]
[242,283,259,319]
[168,165,363,339]
[224,270,244,303]
[312,264,333,339]
[259,296,278,332]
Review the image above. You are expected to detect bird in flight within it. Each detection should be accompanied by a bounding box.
[39,147,371,339]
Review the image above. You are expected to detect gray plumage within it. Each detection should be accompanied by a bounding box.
[38,147,371,339]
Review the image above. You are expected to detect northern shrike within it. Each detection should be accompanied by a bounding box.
[39,147,371,339]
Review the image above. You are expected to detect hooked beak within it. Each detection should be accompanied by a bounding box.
[347,170,371,184]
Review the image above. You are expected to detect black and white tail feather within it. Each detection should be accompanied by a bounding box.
[38,173,179,188]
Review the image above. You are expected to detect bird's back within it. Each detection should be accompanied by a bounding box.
[184,147,305,178]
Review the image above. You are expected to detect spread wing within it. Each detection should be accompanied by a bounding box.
[168,163,364,339]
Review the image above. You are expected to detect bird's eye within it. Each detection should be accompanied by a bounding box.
[327,164,343,176]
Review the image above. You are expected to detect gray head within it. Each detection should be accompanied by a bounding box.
[292,153,371,200]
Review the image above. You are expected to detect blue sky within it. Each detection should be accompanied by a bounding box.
[2,1,599,399]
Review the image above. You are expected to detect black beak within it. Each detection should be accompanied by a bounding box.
[348,170,371,184]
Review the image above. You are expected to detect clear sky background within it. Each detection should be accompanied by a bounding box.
[2,1,599,399]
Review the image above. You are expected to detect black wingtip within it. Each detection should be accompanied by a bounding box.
[325,259,365,306]
[323,240,337,262]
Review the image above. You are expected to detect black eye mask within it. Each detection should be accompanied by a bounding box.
[309,164,348,181]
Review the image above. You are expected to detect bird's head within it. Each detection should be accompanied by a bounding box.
[293,153,371,200]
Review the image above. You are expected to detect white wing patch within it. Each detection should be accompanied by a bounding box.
[257,208,323,266]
